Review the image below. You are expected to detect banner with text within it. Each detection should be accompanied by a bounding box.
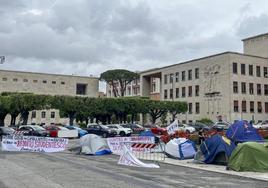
[107,136,155,155]
[166,119,179,135]
[1,135,68,153]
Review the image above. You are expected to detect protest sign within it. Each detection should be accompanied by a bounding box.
[166,119,179,135]
[1,135,68,153]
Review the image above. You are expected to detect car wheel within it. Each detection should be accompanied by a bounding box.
[119,132,126,137]
[102,133,108,138]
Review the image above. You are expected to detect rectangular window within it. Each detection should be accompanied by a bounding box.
[249,83,254,95]
[43,80,47,84]
[182,71,185,81]
[51,112,55,118]
[234,100,239,112]
[41,111,46,118]
[188,103,192,114]
[32,111,36,118]
[265,102,268,113]
[249,65,253,76]
[257,84,262,95]
[76,83,87,95]
[264,67,268,78]
[188,86,192,97]
[233,81,238,93]
[188,70,192,80]
[250,101,254,113]
[164,89,167,99]
[233,62,237,74]
[242,101,247,113]
[175,72,179,82]
[13,78,18,82]
[265,85,268,95]
[33,80,38,83]
[195,85,199,96]
[2,78,7,81]
[256,66,261,77]
[182,87,186,97]
[52,81,56,84]
[164,75,168,84]
[23,79,28,82]
[241,64,246,75]
[61,81,65,85]
[195,102,200,114]
[241,82,246,94]
[128,87,131,95]
[175,88,179,98]
[195,68,199,79]
[169,74,174,83]
[258,102,262,113]
[170,89,173,99]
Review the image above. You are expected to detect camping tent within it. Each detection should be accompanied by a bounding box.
[226,120,263,143]
[198,134,236,164]
[80,134,111,155]
[228,142,268,172]
[165,138,196,160]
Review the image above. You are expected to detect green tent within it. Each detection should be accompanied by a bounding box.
[228,142,268,172]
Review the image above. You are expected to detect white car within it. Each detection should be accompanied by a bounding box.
[107,124,132,136]
[253,121,268,129]
[179,124,196,133]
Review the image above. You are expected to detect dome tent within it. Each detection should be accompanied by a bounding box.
[80,134,111,155]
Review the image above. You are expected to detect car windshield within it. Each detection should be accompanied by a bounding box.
[107,125,118,129]
[101,125,109,129]
[59,127,69,131]
[32,126,45,131]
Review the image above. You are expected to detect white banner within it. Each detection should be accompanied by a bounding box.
[1,135,68,153]
[166,119,179,135]
[107,136,155,155]
[118,145,159,168]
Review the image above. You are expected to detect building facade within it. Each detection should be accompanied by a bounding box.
[140,33,268,123]
[0,69,99,125]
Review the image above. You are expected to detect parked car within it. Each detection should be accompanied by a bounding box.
[18,125,50,137]
[121,124,145,134]
[179,124,196,133]
[86,124,117,138]
[65,125,88,137]
[0,127,15,138]
[150,125,167,135]
[253,120,268,129]
[189,122,211,131]
[106,124,132,136]
[212,121,231,131]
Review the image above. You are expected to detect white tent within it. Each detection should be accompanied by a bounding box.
[165,138,196,160]
[80,134,111,155]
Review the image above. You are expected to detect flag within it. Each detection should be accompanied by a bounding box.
[0,56,5,64]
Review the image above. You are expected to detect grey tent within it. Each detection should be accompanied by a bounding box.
[80,134,111,155]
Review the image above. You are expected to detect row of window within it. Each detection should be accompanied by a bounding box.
[233,62,268,77]
[233,82,268,95]
[164,68,199,84]
[233,101,268,113]
[188,102,200,114]
[164,85,199,99]
[32,111,56,119]
[2,77,66,85]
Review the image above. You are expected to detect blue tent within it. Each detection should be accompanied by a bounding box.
[226,120,263,143]
[200,134,236,164]
[139,130,155,137]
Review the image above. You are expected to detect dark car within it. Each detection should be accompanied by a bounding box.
[121,124,145,134]
[189,122,211,131]
[86,124,117,138]
[18,125,50,137]
[0,127,15,138]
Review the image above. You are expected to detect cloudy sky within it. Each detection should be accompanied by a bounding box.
[1,0,268,91]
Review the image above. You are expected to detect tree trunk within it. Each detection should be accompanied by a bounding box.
[0,116,5,127]
[10,114,18,125]
[22,111,29,125]
[69,116,74,126]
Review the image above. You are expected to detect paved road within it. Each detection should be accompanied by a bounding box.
[0,147,267,188]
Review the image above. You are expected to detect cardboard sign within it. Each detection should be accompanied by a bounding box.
[1,135,68,153]
[107,136,155,155]
[166,119,179,135]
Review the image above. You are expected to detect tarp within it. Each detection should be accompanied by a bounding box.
[80,134,111,155]
[228,142,268,172]
[139,130,155,137]
[199,134,236,164]
[165,138,196,160]
[118,145,159,168]
[226,120,263,143]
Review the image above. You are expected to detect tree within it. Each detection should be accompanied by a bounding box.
[0,95,11,126]
[100,69,139,97]
[166,101,188,121]
[147,100,168,124]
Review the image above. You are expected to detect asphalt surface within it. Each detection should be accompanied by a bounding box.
[0,141,267,188]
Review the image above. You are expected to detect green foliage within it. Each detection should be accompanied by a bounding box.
[100,69,139,97]
[197,118,214,125]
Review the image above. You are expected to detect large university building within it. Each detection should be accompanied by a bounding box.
[140,33,268,123]
[0,69,99,125]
